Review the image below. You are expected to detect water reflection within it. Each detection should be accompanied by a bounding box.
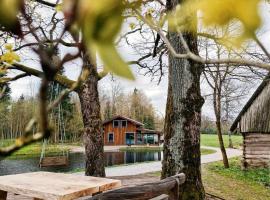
[0,151,162,176]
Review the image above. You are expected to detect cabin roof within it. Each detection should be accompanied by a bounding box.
[230,74,270,132]
[102,115,144,126]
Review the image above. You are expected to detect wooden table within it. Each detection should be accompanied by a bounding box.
[0,172,121,200]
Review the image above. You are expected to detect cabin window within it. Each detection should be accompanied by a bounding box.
[121,120,127,127]
[137,133,143,144]
[113,120,119,127]
[108,133,114,143]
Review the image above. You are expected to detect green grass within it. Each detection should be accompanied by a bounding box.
[203,158,270,200]
[0,140,70,158]
[200,148,216,155]
[208,157,270,187]
[145,158,270,200]
[201,134,243,148]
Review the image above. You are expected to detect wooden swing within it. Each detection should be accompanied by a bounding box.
[39,83,69,168]
[39,140,69,168]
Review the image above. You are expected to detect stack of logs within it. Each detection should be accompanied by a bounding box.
[243,133,270,168]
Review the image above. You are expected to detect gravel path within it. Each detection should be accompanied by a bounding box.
[80,146,242,177]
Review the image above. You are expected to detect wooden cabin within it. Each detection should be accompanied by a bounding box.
[103,116,161,146]
[230,76,270,169]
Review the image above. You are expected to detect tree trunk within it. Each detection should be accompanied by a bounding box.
[161,1,205,199]
[78,55,106,177]
[213,88,229,168]
[228,131,233,148]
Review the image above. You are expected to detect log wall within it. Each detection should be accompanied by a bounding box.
[242,133,270,168]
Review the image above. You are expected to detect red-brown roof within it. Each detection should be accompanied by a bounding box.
[102,115,144,126]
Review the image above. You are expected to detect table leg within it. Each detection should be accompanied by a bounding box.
[0,190,7,200]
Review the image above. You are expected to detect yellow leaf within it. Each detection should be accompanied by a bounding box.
[1,49,20,64]
[96,43,134,80]
[0,77,11,83]
[168,0,261,45]
[0,0,23,34]
[56,4,63,12]
[63,0,135,80]
[5,44,13,51]
[129,23,136,30]
[0,67,8,76]
[198,0,261,37]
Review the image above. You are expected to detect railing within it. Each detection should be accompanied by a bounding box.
[88,173,186,200]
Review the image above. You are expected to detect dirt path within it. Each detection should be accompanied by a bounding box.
[101,147,241,177]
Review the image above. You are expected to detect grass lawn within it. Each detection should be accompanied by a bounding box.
[0,140,70,158]
[203,157,270,200]
[149,158,270,200]
[120,146,216,155]
[201,134,243,148]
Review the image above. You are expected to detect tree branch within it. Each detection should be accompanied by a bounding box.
[10,63,75,90]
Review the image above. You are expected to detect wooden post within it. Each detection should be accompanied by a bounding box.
[0,190,7,200]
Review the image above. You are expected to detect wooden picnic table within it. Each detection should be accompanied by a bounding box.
[0,172,121,200]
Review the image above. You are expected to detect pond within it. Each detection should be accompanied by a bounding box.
[0,151,162,176]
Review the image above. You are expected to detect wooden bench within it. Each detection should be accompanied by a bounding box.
[88,173,185,200]
[0,172,121,200]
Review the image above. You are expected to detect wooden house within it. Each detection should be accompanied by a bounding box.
[103,116,161,146]
[230,76,270,169]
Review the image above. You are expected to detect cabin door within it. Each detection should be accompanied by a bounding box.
[125,133,135,145]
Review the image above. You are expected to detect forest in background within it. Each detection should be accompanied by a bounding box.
[0,79,164,143]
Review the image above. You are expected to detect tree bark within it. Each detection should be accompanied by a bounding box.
[78,54,106,177]
[161,1,205,199]
[228,131,233,148]
[213,87,229,168]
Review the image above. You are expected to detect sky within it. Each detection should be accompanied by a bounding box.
[7,1,270,120]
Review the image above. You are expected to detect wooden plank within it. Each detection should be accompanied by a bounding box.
[0,172,121,200]
[89,173,185,200]
[0,190,7,200]
[244,139,270,143]
[243,143,270,147]
[244,146,270,150]
[244,150,270,155]
[245,133,270,137]
[39,156,68,167]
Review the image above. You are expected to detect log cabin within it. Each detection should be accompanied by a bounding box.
[103,116,162,146]
[230,76,270,169]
